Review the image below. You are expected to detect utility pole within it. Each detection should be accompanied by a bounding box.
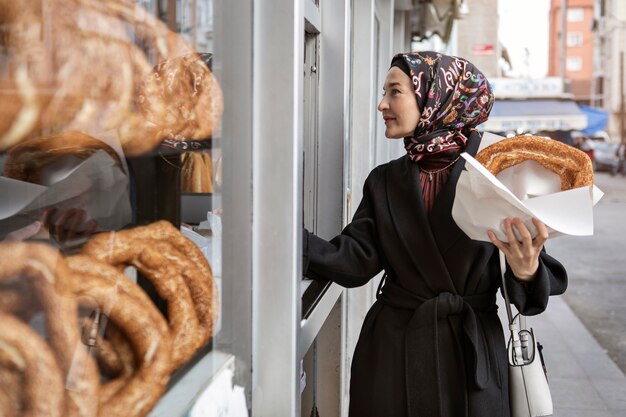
[619,51,626,145]
[559,0,568,83]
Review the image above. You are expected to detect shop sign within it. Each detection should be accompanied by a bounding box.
[490,78,565,99]
[479,114,587,132]
[472,44,495,56]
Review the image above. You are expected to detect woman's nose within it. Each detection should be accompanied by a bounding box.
[377,97,387,112]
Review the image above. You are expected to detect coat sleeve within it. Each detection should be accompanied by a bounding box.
[503,248,568,316]
[303,169,383,288]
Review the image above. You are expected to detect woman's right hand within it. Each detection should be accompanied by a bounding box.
[43,207,98,244]
[5,221,45,241]
[487,217,548,282]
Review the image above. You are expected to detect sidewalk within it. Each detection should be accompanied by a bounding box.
[497,296,626,417]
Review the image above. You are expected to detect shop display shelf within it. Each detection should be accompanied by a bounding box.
[149,350,235,417]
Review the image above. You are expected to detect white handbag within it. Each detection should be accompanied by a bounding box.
[499,251,553,417]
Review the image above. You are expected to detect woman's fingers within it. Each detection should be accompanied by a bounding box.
[487,229,507,254]
[53,208,77,242]
[503,218,523,256]
[5,221,43,241]
[489,217,549,253]
[531,217,549,248]
[511,217,536,257]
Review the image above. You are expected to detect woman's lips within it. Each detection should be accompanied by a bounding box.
[383,117,395,124]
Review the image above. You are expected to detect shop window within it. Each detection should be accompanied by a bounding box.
[301,10,325,318]
[303,31,320,233]
[567,7,584,22]
[567,32,583,47]
[0,0,249,415]
[567,56,583,72]
[301,0,346,321]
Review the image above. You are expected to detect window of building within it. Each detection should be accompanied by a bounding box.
[567,8,584,22]
[567,32,583,47]
[567,56,583,72]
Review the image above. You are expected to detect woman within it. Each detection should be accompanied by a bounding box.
[303,51,567,417]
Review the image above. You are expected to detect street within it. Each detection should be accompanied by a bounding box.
[545,171,626,375]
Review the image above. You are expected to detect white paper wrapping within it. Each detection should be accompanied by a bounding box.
[0,150,132,237]
[452,134,603,242]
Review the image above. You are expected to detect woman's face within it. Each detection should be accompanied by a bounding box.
[377,67,421,139]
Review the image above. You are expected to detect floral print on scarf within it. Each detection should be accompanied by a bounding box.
[392,51,494,162]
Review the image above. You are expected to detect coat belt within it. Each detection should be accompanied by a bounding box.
[377,276,496,417]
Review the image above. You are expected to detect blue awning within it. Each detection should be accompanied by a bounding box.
[578,105,609,135]
[478,99,588,132]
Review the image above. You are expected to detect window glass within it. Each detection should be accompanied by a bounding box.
[567,8,584,22]
[567,32,583,47]
[0,0,243,415]
[303,31,320,233]
[567,56,583,72]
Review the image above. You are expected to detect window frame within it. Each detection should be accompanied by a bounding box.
[567,7,584,22]
[567,56,583,72]
[567,31,583,47]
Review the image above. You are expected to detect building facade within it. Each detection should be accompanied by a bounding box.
[549,0,595,103]
[454,0,501,79]
[593,0,626,143]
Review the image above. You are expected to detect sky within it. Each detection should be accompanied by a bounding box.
[498,0,551,78]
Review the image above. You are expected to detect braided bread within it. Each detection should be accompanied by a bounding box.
[475,135,594,190]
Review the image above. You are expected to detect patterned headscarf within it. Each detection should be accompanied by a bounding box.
[390,51,494,162]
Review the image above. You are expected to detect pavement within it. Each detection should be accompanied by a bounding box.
[497,295,626,417]
[545,171,626,375]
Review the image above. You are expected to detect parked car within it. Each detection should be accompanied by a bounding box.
[592,141,620,173]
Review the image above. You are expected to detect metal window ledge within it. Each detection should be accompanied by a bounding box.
[300,281,343,357]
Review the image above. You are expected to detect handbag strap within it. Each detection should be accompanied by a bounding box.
[499,249,514,324]
[499,250,526,364]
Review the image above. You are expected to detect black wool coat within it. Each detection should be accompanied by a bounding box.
[303,132,568,417]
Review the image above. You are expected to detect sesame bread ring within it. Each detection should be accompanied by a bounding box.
[1,131,124,185]
[78,306,136,381]
[116,221,217,346]
[0,364,21,417]
[0,312,65,417]
[475,135,594,190]
[0,380,16,417]
[138,53,224,142]
[0,0,50,151]
[65,255,172,417]
[181,152,214,193]
[0,281,38,320]
[153,240,214,346]
[91,329,128,378]
[80,232,200,369]
[0,242,99,417]
[67,253,170,380]
[0,376,16,417]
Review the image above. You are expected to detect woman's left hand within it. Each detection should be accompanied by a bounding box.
[487,217,549,282]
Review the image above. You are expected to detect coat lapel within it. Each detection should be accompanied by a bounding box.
[385,155,455,294]
[429,131,483,255]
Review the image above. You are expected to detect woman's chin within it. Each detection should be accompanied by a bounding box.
[385,130,406,139]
